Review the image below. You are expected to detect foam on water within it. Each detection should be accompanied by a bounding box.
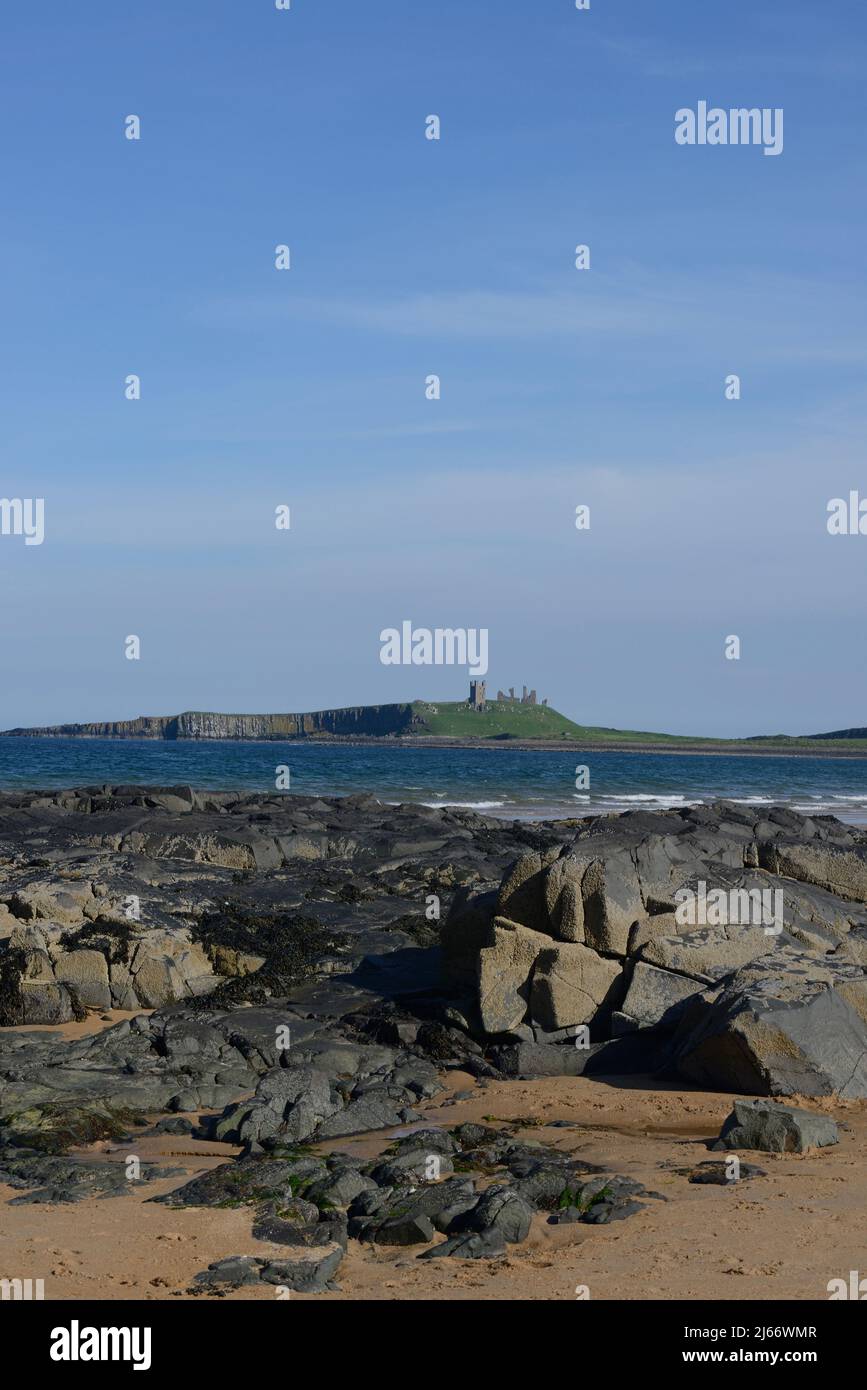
[0,738,865,823]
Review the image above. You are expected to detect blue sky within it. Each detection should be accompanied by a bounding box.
[1,0,866,736]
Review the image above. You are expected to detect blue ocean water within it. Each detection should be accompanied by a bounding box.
[0,738,866,822]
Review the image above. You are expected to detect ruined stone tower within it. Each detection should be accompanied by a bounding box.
[469,679,487,711]
[495,684,544,705]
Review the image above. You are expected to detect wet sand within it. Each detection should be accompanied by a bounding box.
[2,1008,151,1042]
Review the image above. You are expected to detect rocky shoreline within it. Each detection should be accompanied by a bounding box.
[2,788,866,1295]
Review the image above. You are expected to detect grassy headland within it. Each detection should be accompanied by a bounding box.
[3,699,867,756]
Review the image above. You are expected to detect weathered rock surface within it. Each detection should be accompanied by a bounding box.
[195,1243,345,1292]
[0,1151,182,1203]
[0,787,564,1026]
[478,920,553,1033]
[2,793,867,1122]
[529,942,622,1030]
[441,801,867,1092]
[621,961,708,1029]
[712,1099,840,1154]
[673,949,867,1097]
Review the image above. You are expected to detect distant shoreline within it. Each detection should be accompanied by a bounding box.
[2,733,867,761]
[5,698,866,757]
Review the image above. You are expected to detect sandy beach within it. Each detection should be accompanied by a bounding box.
[2,1062,862,1302]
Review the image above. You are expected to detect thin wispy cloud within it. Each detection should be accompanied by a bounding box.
[199,271,867,370]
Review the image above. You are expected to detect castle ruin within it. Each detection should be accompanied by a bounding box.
[469,679,487,710]
[469,681,547,709]
[495,685,547,706]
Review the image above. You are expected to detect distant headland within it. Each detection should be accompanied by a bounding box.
[2,682,867,757]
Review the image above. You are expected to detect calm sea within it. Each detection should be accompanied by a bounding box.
[0,738,866,823]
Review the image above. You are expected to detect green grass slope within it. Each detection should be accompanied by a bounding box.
[410,700,585,738]
[409,702,867,751]
[407,700,705,741]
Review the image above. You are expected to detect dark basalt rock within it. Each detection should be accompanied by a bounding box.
[371,1212,436,1246]
[153,1153,328,1210]
[548,1174,662,1225]
[0,1153,182,1204]
[196,1243,344,1292]
[711,1099,839,1154]
[419,1229,507,1260]
[686,1160,767,1184]
[457,1183,534,1243]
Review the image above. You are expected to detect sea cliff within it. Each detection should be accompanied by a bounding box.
[1,705,418,740]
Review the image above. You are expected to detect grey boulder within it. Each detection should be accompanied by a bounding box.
[712,1099,839,1154]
